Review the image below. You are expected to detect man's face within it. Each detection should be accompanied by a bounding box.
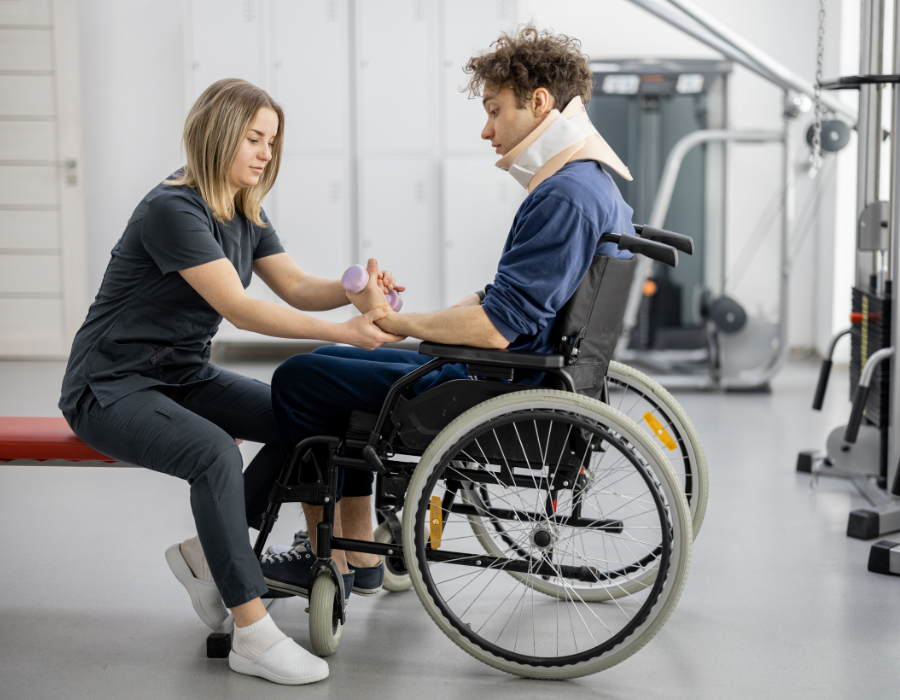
[481,86,553,156]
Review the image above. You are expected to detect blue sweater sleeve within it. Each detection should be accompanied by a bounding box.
[482,193,600,344]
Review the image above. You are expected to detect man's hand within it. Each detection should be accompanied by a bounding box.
[377,268,405,295]
[346,258,397,314]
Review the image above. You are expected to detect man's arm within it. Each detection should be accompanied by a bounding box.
[376,306,509,349]
[346,260,509,348]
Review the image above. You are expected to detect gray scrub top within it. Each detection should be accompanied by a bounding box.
[59,173,284,414]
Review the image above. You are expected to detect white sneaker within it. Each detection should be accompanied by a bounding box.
[165,543,228,630]
[229,638,329,685]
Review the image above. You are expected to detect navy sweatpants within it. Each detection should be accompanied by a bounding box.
[270,346,467,498]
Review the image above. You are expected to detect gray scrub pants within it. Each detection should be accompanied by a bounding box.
[64,369,283,608]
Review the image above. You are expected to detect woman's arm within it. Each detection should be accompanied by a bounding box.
[252,253,348,312]
[180,258,404,350]
[252,253,406,312]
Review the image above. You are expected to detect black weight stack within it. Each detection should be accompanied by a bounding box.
[850,283,892,486]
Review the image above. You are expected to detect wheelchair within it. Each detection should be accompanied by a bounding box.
[253,226,699,679]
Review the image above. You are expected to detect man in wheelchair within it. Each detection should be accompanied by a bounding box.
[257,25,641,599]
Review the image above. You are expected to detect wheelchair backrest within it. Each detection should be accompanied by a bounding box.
[553,254,636,400]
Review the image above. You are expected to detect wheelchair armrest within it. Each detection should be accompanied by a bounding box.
[418,342,565,369]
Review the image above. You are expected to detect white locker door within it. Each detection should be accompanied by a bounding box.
[442,158,523,304]
[0,0,88,357]
[187,0,276,342]
[272,156,351,322]
[187,0,267,105]
[356,0,435,155]
[359,158,438,313]
[441,0,518,155]
[271,0,349,154]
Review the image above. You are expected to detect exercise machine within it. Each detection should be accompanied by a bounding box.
[618,0,856,389]
[797,0,900,560]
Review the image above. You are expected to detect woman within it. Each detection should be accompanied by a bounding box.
[59,78,403,686]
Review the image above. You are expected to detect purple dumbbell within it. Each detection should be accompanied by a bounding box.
[341,264,403,312]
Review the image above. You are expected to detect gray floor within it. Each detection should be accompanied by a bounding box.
[1,357,898,699]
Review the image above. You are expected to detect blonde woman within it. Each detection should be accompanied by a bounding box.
[59,79,403,685]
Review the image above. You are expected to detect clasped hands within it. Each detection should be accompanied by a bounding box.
[346,258,406,336]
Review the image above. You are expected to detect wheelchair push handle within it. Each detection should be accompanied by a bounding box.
[633,224,695,255]
[602,233,678,268]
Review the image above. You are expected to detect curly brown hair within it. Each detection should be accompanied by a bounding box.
[463,24,592,110]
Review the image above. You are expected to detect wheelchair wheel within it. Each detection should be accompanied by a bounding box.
[374,520,412,592]
[605,361,708,537]
[308,574,343,657]
[402,389,692,679]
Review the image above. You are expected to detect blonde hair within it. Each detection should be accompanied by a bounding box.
[168,78,284,225]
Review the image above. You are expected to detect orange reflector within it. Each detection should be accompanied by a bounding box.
[643,411,677,451]
[429,496,442,549]
[643,280,658,297]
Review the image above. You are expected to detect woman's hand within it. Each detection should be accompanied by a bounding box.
[340,306,406,350]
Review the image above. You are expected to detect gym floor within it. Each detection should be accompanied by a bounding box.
[0,355,897,700]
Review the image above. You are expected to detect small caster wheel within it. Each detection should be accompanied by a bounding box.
[309,573,343,656]
[374,520,412,592]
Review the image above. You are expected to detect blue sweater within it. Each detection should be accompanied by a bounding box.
[482,160,634,354]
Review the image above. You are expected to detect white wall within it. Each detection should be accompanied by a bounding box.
[78,0,186,295]
[74,0,852,352]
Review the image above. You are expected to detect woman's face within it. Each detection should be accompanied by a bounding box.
[228,107,279,195]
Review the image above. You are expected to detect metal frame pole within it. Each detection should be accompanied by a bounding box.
[889,0,900,495]
[627,0,858,123]
[858,0,886,287]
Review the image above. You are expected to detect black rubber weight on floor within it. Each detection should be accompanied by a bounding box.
[207,632,231,659]
[796,451,817,473]
[847,510,880,540]
[867,540,899,575]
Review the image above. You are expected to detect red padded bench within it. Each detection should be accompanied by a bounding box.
[0,417,126,467]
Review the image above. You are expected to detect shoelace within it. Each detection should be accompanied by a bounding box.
[260,543,312,565]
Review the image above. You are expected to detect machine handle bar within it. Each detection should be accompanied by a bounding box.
[812,327,852,411]
[820,74,900,90]
[843,347,894,444]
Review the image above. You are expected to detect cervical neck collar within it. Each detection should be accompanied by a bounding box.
[496,95,632,192]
